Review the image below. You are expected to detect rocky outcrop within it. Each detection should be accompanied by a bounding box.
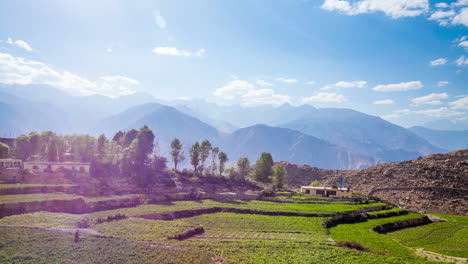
[282,150,468,215]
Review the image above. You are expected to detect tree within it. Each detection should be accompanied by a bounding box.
[199,140,212,174]
[170,138,184,171]
[273,164,287,189]
[236,157,250,181]
[129,126,155,187]
[97,134,108,158]
[112,131,124,143]
[152,155,167,172]
[218,152,228,176]
[121,129,138,148]
[15,135,31,160]
[0,142,9,158]
[189,141,201,173]
[311,180,320,187]
[210,147,219,175]
[225,166,238,179]
[28,132,41,158]
[252,152,274,183]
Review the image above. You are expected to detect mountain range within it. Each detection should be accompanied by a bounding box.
[0,84,466,169]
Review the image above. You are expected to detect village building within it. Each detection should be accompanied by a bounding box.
[24,161,91,173]
[299,186,353,198]
[0,158,23,169]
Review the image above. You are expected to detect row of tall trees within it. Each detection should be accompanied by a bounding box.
[7,128,287,188]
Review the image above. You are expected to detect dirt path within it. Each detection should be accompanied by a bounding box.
[415,248,467,264]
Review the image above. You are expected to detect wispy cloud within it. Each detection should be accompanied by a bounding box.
[438,81,449,87]
[154,11,167,29]
[6,37,32,52]
[276,77,297,83]
[449,95,468,109]
[213,79,291,105]
[372,81,423,92]
[429,58,448,66]
[0,52,139,97]
[321,80,366,90]
[373,99,395,105]
[412,93,448,105]
[321,0,468,27]
[302,92,347,103]
[152,46,205,57]
[256,80,273,86]
[321,0,429,19]
[455,55,468,66]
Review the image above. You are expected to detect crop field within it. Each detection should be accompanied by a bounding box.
[386,213,468,258]
[0,193,82,204]
[86,199,387,221]
[0,196,462,263]
[0,193,143,205]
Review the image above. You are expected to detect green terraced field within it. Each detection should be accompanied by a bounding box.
[0,193,82,204]
[386,214,468,258]
[328,213,433,263]
[0,197,455,263]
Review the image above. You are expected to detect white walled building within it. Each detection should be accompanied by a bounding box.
[24,161,91,173]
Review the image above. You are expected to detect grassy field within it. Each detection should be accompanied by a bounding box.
[0,193,142,204]
[386,213,468,258]
[0,197,456,263]
[329,213,431,261]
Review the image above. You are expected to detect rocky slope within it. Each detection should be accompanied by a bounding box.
[281,149,468,215]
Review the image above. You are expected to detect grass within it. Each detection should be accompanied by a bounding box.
[0,193,143,204]
[0,226,213,264]
[0,193,82,204]
[367,207,405,215]
[87,199,387,221]
[329,213,433,263]
[0,212,82,229]
[386,213,468,258]
[95,218,200,242]
[0,198,448,263]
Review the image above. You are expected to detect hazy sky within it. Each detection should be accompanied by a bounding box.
[0,0,467,127]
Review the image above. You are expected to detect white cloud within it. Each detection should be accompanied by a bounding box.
[106,48,113,53]
[256,80,273,86]
[452,7,468,26]
[194,48,206,57]
[414,107,462,117]
[321,80,366,90]
[321,0,429,19]
[456,55,468,66]
[154,11,167,29]
[373,81,423,92]
[152,46,205,57]
[0,52,139,97]
[335,80,367,88]
[305,81,316,85]
[435,2,449,8]
[459,40,468,49]
[430,57,448,66]
[437,81,449,87]
[429,10,456,25]
[213,79,291,105]
[412,93,448,105]
[6,37,32,52]
[276,77,297,83]
[302,92,347,103]
[384,107,463,119]
[449,95,468,109]
[374,99,395,104]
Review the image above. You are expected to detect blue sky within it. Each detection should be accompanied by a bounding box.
[0,0,467,127]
